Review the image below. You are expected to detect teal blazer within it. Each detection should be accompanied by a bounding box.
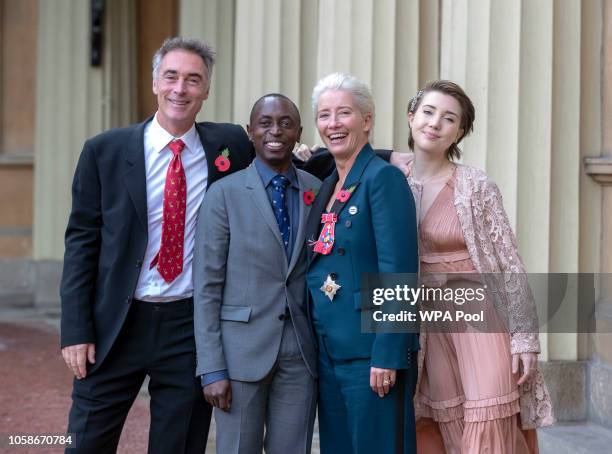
[306,144,419,369]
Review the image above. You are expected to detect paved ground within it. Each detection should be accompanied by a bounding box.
[0,310,315,453]
[0,318,151,453]
[5,308,608,453]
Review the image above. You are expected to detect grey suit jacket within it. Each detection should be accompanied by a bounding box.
[193,163,321,382]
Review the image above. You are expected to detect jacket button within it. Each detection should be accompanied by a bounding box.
[330,273,338,280]
[135,260,142,268]
[126,296,132,304]
[337,248,345,256]
[344,220,352,228]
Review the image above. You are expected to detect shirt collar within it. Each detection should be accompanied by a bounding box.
[254,157,299,189]
[150,113,199,155]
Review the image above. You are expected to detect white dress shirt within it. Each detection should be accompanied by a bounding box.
[134,114,209,301]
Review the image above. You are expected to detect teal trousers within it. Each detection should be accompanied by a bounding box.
[316,334,418,453]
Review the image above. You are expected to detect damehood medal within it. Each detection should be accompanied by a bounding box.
[320,274,341,301]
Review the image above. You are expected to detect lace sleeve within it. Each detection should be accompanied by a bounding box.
[482,179,540,354]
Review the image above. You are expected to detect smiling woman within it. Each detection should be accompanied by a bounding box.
[305,73,419,454]
[315,89,372,169]
[405,80,554,453]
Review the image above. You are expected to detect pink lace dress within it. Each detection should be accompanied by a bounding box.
[416,172,538,454]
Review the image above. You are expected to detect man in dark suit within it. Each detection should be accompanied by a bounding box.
[60,37,254,453]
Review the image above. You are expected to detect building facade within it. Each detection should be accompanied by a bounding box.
[1,0,611,442]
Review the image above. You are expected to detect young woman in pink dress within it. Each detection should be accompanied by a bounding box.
[405,80,554,453]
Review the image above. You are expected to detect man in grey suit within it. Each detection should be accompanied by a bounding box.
[193,94,320,453]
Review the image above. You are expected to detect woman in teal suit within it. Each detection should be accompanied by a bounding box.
[306,73,419,453]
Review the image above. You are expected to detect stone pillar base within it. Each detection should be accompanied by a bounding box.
[539,360,587,421]
[0,259,61,312]
[0,258,35,308]
[33,260,62,311]
[588,359,612,427]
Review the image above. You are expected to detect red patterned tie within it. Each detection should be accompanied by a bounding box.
[150,139,187,283]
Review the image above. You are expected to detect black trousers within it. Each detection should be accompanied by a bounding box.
[66,298,211,454]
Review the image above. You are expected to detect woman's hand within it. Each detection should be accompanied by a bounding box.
[370,367,396,398]
[512,352,538,386]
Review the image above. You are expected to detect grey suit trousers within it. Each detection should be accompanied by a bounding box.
[214,320,317,454]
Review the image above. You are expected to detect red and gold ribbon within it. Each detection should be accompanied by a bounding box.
[313,213,337,255]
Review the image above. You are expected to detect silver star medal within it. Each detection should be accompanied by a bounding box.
[320,275,341,301]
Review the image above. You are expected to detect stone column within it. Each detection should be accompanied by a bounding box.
[439,0,599,421]
[440,0,587,358]
[583,0,612,359]
[583,156,612,426]
[441,0,523,223]
[548,0,582,360]
[232,0,305,128]
[316,0,438,150]
[583,0,612,429]
[32,0,137,306]
[179,0,236,122]
[104,0,138,128]
[181,0,438,148]
[33,0,104,261]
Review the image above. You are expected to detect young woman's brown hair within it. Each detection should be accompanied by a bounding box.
[407,80,475,160]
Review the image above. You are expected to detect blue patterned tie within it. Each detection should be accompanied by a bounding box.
[271,175,291,254]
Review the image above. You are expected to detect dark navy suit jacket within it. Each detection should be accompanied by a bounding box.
[59,118,254,373]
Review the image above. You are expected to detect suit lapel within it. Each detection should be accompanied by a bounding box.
[196,123,225,188]
[287,171,311,276]
[306,170,338,267]
[305,144,376,268]
[122,119,150,233]
[333,144,375,219]
[245,164,288,262]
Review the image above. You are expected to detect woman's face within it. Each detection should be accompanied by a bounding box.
[408,91,464,157]
[316,89,372,160]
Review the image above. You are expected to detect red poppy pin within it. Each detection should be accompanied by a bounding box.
[336,185,356,203]
[215,147,231,172]
[303,188,318,206]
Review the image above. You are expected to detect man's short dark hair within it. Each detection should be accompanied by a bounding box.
[249,93,301,125]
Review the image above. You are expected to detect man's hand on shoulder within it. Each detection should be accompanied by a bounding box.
[61,343,96,379]
[203,379,232,412]
[389,151,412,177]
